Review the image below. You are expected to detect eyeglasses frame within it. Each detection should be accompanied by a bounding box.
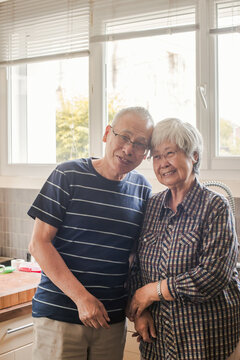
[111,126,149,156]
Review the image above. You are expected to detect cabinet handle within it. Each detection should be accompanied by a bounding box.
[6,322,33,334]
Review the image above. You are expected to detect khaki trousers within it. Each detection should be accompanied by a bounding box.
[32,317,127,360]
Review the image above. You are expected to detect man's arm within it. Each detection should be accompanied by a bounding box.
[29,217,110,329]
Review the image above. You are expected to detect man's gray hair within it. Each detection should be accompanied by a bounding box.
[151,118,203,175]
[111,106,154,128]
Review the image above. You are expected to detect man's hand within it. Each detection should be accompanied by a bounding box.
[76,293,110,329]
[129,282,158,320]
[132,310,156,343]
[29,219,111,329]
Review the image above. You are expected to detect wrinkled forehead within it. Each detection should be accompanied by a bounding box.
[151,138,178,150]
[151,140,180,155]
[115,113,153,142]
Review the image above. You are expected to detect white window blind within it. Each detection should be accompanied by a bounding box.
[210,0,240,34]
[0,0,90,65]
[90,0,198,43]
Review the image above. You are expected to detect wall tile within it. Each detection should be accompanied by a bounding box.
[0,188,37,259]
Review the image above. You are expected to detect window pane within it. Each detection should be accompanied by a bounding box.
[107,33,196,125]
[218,33,240,156]
[9,57,89,164]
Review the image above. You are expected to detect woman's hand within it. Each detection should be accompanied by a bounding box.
[132,310,156,343]
[129,282,159,320]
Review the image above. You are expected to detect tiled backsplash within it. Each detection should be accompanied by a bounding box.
[0,188,38,259]
[0,188,240,261]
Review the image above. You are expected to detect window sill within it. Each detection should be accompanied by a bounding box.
[0,176,45,189]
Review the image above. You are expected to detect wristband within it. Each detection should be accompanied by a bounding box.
[157,280,164,301]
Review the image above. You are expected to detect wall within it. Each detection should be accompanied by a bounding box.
[0,188,38,259]
[0,187,239,260]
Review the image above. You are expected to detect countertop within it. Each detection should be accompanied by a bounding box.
[0,270,41,297]
[0,270,41,322]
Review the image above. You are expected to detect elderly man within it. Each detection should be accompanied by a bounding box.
[28,107,154,360]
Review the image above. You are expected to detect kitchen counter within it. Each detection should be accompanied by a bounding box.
[0,270,40,322]
[0,301,33,322]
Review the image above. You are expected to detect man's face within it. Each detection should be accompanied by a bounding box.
[103,113,153,179]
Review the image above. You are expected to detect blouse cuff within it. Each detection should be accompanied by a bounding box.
[167,277,177,299]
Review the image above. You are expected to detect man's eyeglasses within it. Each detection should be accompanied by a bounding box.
[111,127,149,156]
[152,150,179,161]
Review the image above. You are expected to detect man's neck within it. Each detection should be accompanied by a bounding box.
[91,158,126,181]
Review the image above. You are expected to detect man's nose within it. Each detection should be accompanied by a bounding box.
[122,141,133,155]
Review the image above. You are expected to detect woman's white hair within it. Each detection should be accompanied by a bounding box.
[151,118,203,174]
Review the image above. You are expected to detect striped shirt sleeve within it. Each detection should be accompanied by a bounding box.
[28,165,70,228]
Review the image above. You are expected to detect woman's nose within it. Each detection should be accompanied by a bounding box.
[158,157,170,167]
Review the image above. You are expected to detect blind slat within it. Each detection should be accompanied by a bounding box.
[0,0,90,64]
[91,0,197,43]
[210,0,240,31]
[0,0,199,64]
[0,50,90,67]
[210,25,240,34]
[91,24,199,43]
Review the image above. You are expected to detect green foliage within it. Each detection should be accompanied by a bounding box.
[108,95,123,125]
[56,96,89,163]
[56,95,122,163]
[220,118,240,156]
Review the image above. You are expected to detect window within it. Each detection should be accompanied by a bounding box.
[0,0,90,176]
[107,32,196,126]
[218,33,240,156]
[214,1,240,156]
[1,0,240,180]
[9,57,89,164]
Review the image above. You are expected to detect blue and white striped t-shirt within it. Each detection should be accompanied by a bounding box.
[28,157,152,324]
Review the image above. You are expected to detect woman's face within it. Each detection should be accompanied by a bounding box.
[152,141,196,191]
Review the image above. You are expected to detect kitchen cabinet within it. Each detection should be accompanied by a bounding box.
[124,321,140,360]
[0,312,33,360]
[0,271,40,360]
[0,344,32,360]
[0,313,138,360]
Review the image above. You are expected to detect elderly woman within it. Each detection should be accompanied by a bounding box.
[128,118,240,360]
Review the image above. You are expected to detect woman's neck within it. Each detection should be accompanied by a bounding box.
[168,178,196,212]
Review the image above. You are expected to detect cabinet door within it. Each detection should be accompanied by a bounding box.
[14,344,32,360]
[0,353,14,360]
[0,314,33,355]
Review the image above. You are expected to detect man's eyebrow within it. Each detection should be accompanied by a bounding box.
[118,130,148,143]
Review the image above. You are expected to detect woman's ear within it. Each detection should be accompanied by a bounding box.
[103,125,112,143]
[193,151,199,163]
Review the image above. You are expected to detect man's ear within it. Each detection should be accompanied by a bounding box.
[103,125,112,143]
